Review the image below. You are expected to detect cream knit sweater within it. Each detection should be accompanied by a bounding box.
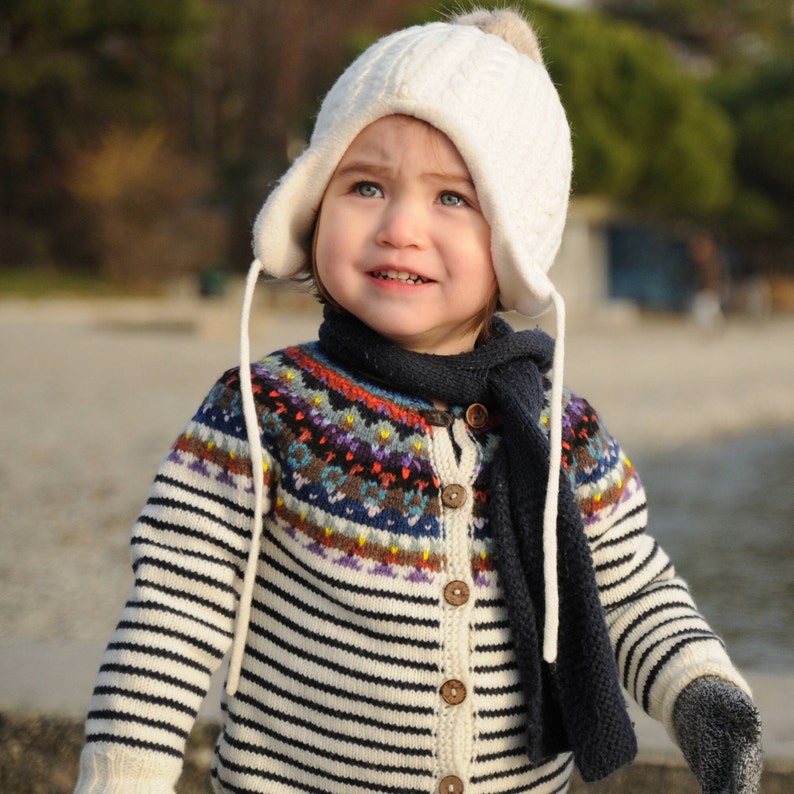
[75,342,749,794]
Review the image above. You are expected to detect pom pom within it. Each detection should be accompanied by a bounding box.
[452,7,544,65]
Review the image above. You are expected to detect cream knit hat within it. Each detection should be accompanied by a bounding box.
[251,9,572,318]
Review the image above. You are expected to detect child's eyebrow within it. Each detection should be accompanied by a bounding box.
[428,172,476,190]
[332,160,391,180]
[334,160,475,189]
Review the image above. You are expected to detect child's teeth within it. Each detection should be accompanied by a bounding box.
[376,270,426,284]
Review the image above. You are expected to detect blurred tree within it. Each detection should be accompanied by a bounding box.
[5,0,792,284]
[592,0,794,270]
[0,0,211,270]
[67,125,226,290]
[707,56,794,274]
[199,0,426,268]
[408,1,736,219]
[592,0,794,67]
[0,0,427,281]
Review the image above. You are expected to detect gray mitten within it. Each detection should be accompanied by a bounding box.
[673,676,763,794]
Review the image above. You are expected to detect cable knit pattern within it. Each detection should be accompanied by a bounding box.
[75,342,748,794]
[252,17,571,317]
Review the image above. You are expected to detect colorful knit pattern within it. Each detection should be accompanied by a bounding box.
[196,346,498,582]
[180,346,634,585]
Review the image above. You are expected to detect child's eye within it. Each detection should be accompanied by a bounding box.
[354,182,383,198]
[439,191,467,207]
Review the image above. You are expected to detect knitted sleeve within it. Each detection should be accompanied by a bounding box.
[561,392,751,739]
[74,369,265,793]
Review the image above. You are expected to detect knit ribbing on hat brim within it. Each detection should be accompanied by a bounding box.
[252,103,565,319]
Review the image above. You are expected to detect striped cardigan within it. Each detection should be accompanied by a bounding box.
[75,341,748,794]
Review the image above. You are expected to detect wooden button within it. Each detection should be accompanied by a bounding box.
[441,679,467,705]
[465,403,489,429]
[440,484,466,509]
[440,775,464,794]
[444,580,470,606]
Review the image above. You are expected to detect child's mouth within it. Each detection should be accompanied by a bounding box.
[371,269,429,285]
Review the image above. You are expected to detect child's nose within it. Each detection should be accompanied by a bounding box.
[375,197,427,248]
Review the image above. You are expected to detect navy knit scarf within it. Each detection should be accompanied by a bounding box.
[318,306,636,782]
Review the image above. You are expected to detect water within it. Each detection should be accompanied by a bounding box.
[637,431,794,674]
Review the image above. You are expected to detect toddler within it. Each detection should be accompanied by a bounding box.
[75,8,762,793]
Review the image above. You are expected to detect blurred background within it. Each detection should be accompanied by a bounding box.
[1,1,793,791]
[2,0,794,307]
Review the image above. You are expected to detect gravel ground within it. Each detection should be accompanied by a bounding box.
[2,289,794,645]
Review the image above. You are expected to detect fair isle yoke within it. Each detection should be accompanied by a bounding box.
[210,342,611,584]
[75,342,749,794]
[234,343,496,580]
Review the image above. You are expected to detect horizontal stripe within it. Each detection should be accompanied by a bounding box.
[91,684,196,717]
[85,733,183,759]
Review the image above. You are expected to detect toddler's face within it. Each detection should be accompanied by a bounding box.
[314,115,496,355]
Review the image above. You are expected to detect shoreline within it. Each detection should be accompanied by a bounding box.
[4,289,794,452]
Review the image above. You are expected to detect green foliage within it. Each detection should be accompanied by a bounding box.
[0,0,209,99]
[3,0,792,282]
[709,58,794,235]
[0,0,212,270]
[594,0,794,66]
[404,1,736,219]
[548,9,733,215]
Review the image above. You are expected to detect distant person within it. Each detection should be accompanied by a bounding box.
[74,8,762,793]
[689,232,728,331]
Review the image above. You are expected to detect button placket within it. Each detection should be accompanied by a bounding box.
[420,408,453,428]
[431,415,478,791]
